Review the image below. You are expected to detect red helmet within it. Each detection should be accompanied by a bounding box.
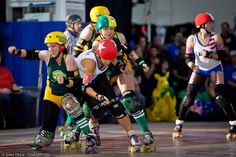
[195,13,214,28]
[96,39,117,60]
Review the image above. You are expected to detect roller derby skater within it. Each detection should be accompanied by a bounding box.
[62,6,110,141]
[8,31,80,150]
[76,39,142,151]
[94,15,156,151]
[8,32,98,153]
[172,13,236,140]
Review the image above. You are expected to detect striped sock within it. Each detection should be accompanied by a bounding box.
[132,109,149,133]
[76,116,90,134]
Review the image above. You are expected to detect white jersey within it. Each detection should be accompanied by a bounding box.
[76,49,108,80]
[64,30,80,55]
[193,32,221,71]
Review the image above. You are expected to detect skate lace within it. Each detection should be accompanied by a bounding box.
[130,135,141,146]
[93,126,100,137]
[144,131,154,144]
[174,125,182,132]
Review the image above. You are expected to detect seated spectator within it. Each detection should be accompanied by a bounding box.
[0,51,32,129]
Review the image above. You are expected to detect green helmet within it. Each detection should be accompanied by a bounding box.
[96,15,117,31]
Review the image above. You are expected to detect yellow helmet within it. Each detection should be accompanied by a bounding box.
[44,31,67,45]
[90,6,110,22]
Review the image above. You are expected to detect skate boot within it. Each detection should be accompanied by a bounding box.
[226,125,236,142]
[31,130,54,151]
[64,129,81,150]
[84,133,98,154]
[128,130,141,153]
[141,131,156,152]
[172,124,183,139]
[89,120,101,146]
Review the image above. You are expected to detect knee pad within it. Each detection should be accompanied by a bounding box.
[62,93,83,119]
[35,129,54,147]
[122,90,143,114]
[181,95,195,108]
[110,98,127,119]
[215,95,227,108]
[181,84,200,108]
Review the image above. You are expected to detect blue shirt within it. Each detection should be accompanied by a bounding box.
[224,64,236,84]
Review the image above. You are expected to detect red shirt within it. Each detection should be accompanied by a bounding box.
[0,66,15,89]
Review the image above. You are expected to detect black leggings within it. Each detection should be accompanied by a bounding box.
[41,100,60,133]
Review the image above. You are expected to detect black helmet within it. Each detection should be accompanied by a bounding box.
[66,15,82,26]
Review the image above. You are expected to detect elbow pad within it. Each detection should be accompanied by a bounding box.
[185,53,195,64]
[67,69,81,87]
[24,49,40,60]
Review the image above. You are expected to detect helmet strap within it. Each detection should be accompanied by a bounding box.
[200,24,210,34]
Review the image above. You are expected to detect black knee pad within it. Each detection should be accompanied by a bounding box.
[215,95,228,108]
[181,84,200,108]
[181,95,194,108]
[109,99,127,119]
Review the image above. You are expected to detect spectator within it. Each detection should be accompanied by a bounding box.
[0,51,32,129]
[171,44,191,114]
[220,22,236,65]
[166,32,184,63]
[224,50,236,109]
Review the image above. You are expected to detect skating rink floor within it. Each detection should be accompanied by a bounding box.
[0,122,235,157]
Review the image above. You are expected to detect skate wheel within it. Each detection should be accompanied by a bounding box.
[141,144,156,152]
[64,144,70,150]
[85,146,98,154]
[92,147,98,154]
[226,133,231,141]
[128,146,140,153]
[70,142,79,150]
[172,132,183,139]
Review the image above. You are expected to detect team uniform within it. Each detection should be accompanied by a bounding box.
[94,15,155,150]
[173,13,236,140]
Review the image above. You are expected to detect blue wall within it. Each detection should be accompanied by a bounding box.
[0,21,66,125]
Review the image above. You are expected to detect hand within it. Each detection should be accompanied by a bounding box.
[12,87,22,94]
[96,94,110,106]
[142,63,149,73]
[192,65,199,72]
[57,75,65,84]
[0,88,12,94]
[8,46,18,55]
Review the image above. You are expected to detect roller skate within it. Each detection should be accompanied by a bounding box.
[64,129,81,150]
[83,133,98,154]
[172,124,183,139]
[226,125,236,142]
[141,131,156,152]
[128,131,141,153]
[30,130,54,151]
[89,120,101,146]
